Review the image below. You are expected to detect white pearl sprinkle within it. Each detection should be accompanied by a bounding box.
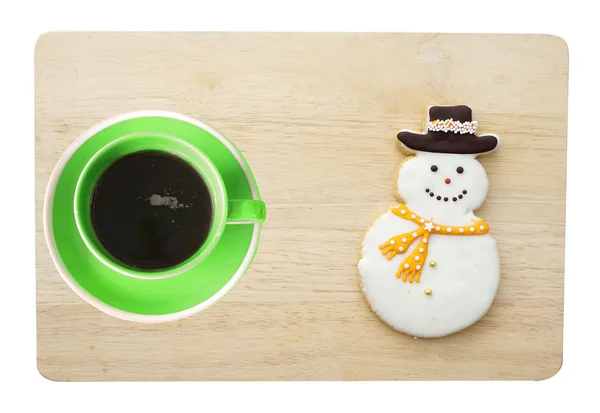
[401,237,407,242]
[412,232,418,237]
[400,209,406,214]
[459,228,464,233]
[428,119,477,134]
[415,256,420,261]
[404,263,409,269]
[423,239,427,243]
[470,227,475,232]
[420,219,424,223]
[435,226,440,231]
[446,228,452,233]
[390,240,395,245]
[419,247,424,253]
[399,247,404,251]
[411,214,416,219]
[480,225,485,231]
[416,265,421,270]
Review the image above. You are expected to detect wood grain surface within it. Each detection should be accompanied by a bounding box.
[35,32,568,381]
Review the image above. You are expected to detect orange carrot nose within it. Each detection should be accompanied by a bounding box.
[445,178,451,184]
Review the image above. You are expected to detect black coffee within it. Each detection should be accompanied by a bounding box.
[90,151,213,270]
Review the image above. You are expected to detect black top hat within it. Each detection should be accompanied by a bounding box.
[397,105,499,155]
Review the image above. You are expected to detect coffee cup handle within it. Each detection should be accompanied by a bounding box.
[227,199,267,223]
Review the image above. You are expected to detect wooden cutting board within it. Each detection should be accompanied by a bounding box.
[35,32,567,381]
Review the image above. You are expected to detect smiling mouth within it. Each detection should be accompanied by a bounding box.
[425,188,467,202]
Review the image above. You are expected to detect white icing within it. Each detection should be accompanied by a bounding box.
[358,150,500,338]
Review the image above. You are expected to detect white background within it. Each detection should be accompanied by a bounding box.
[0,0,597,411]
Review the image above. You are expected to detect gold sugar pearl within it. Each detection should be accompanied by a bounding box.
[429,261,437,267]
[424,289,433,296]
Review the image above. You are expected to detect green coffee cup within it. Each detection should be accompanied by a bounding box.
[74,132,265,279]
[44,111,266,322]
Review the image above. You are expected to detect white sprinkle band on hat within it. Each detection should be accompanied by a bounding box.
[427,118,478,135]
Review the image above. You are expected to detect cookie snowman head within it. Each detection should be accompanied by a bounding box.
[396,106,499,218]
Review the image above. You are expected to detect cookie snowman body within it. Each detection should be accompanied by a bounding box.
[358,106,500,338]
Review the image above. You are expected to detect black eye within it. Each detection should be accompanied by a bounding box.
[456,166,464,174]
[430,165,438,172]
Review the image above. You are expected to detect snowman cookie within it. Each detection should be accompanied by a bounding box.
[358,105,500,338]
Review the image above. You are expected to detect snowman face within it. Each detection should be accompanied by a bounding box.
[396,152,489,213]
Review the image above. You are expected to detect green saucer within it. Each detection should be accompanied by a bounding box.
[43,111,264,322]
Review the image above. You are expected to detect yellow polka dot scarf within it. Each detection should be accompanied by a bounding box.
[379,204,490,283]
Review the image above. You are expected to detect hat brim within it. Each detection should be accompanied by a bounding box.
[397,130,499,155]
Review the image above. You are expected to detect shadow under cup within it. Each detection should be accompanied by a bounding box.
[74,133,266,279]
